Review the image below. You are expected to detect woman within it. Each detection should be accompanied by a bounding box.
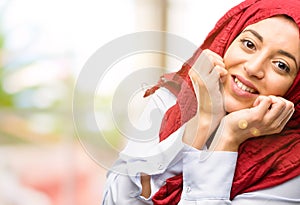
[102,0,300,204]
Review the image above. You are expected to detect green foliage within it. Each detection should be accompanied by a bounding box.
[0,61,14,107]
[0,30,14,107]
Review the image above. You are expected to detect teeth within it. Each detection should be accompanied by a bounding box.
[234,77,256,93]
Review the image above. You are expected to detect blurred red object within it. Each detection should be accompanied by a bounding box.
[0,143,107,205]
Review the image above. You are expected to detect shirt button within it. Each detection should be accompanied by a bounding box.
[186,186,191,193]
[157,163,164,170]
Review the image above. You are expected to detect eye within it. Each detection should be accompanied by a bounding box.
[240,39,256,50]
[273,61,290,73]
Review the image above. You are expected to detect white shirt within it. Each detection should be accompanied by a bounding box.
[102,88,300,205]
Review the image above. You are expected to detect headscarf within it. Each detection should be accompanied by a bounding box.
[144,0,300,204]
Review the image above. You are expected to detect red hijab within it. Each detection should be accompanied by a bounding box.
[144,0,300,204]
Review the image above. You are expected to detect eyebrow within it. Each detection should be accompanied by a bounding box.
[242,29,263,42]
[242,29,298,70]
[278,50,298,70]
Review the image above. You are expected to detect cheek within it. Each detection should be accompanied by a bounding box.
[264,75,294,96]
[223,88,255,113]
[223,41,241,68]
[266,84,289,96]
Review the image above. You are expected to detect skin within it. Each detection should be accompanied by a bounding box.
[223,15,300,113]
[202,16,300,151]
[141,15,300,197]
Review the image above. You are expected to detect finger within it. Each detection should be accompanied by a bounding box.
[275,97,294,128]
[205,69,223,102]
[264,96,294,132]
[214,65,228,83]
[252,95,263,107]
[252,96,272,112]
[194,65,227,85]
[274,97,294,111]
[270,108,295,134]
[193,51,214,75]
[209,67,221,84]
[193,49,225,75]
[253,95,272,107]
[189,69,206,89]
[267,96,294,124]
[208,55,225,68]
[279,107,295,129]
[264,96,287,126]
[204,49,225,68]
[207,68,225,99]
[189,70,201,100]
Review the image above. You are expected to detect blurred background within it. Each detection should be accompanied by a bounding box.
[0,0,242,204]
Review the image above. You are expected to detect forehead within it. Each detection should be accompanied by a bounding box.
[245,16,299,37]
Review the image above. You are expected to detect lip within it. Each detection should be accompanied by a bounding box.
[230,75,259,98]
[235,75,258,91]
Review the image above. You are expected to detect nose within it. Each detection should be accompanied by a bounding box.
[243,56,265,79]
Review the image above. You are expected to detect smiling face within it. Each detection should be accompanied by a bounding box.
[223,15,300,113]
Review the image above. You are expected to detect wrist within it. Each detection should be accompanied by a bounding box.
[213,135,239,152]
[140,174,151,198]
[209,120,240,152]
[183,113,213,149]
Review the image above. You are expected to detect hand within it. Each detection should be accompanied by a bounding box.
[210,96,295,151]
[184,49,228,149]
[140,173,151,198]
[189,49,227,118]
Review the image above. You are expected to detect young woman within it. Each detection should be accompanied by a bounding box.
[102,0,300,204]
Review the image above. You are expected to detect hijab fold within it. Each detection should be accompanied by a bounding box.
[144,0,300,203]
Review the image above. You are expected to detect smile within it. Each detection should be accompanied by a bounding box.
[234,76,258,94]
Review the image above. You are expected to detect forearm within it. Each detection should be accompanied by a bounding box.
[209,118,242,152]
[183,113,217,150]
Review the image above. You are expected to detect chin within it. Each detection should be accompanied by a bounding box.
[225,103,241,113]
[224,96,253,113]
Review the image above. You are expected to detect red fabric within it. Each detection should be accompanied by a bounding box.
[151,174,183,205]
[148,0,300,204]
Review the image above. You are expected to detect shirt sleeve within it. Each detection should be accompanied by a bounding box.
[102,148,238,205]
[102,143,188,205]
[102,88,181,205]
[179,149,238,205]
[102,166,153,205]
